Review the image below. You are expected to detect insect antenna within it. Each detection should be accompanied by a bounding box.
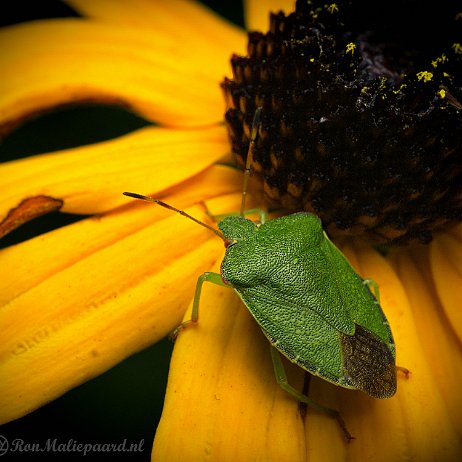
[240,107,262,217]
[122,192,226,240]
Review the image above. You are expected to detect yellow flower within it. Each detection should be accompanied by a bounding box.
[1,1,461,461]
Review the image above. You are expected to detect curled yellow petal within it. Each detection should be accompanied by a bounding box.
[0,17,245,133]
[0,125,229,226]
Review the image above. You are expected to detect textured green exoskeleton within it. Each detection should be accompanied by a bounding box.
[123,108,397,440]
[218,212,396,399]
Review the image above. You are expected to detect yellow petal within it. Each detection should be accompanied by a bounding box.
[0,125,229,234]
[430,223,462,343]
[297,243,409,460]
[0,206,217,424]
[0,166,243,424]
[154,234,462,461]
[153,261,306,462]
[244,0,295,30]
[0,165,242,305]
[153,193,306,461]
[0,17,245,132]
[391,245,462,451]
[66,0,244,52]
[342,243,462,460]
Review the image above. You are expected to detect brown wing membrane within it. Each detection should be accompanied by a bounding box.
[340,324,396,398]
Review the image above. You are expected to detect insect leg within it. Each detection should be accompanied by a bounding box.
[363,278,380,302]
[270,346,354,441]
[170,272,229,339]
[244,208,268,224]
[207,208,268,224]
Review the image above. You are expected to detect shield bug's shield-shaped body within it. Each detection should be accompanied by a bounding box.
[219,213,396,398]
[124,108,397,440]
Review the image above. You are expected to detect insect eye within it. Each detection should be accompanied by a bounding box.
[224,239,236,248]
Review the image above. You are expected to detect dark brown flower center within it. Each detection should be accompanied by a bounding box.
[221,0,462,245]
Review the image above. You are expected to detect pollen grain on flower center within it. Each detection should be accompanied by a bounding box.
[221,0,462,245]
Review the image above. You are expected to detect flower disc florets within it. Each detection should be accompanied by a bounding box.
[222,0,461,244]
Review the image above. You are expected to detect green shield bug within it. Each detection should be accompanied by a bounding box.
[123,108,398,440]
